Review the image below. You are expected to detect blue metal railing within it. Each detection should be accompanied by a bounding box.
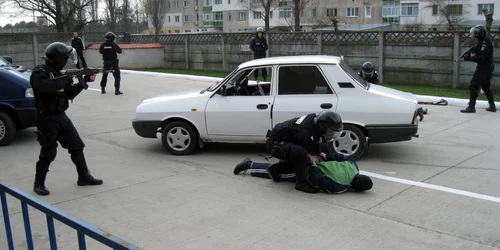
[1,181,142,250]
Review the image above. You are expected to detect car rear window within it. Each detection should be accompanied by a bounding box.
[339,60,370,90]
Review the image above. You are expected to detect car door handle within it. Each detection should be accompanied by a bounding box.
[320,103,332,109]
[257,104,268,110]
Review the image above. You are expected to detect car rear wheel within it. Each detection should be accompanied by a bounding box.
[326,124,366,160]
[0,111,16,146]
[161,121,198,155]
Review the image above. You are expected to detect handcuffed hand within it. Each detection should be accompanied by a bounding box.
[319,152,327,160]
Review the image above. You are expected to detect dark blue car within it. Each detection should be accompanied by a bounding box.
[0,56,37,146]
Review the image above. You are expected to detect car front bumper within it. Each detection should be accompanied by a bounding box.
[14,107,37,129]
[132,119,161,138]
[365,124,418,143]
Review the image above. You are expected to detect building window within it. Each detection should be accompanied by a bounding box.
[326,8,337,17]
[478,4,494,14]
[269,11,273,19]
[432,5,438,15]
[168,16,171,22]
[401,3,418,16]
[365,6,372,17]
[204,13,213,21]
[174,1,179,8]
[184,0,190,7]
[204,0,211,5]
[214,11,223,20]
[214,0,222,4]
[253,11,262,19]
[237,10,246,21]
[279,7,292,18]
[447,4,462,15]
[383,3,400,17]
[228,12,232,20]
[194,0,198,6]
[346,7,358,17]
[196,14,199,21]
[175,16,180,22]
[312,8,316,17]
[184,15,190,22]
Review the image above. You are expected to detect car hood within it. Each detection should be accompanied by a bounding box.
[368,84,418,104]
[140,88,208,104]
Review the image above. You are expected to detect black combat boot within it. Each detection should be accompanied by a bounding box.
[77,173,104,186]
[460,106,476,113]
[234,158,252,175]
[71,151,104,186]
[34,163,50,195]
[115,90,123,95]
[486,102,497,112]
[33,184,50,195]
[101,87,106,94]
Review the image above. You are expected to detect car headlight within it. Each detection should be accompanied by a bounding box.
[25,88,34,98]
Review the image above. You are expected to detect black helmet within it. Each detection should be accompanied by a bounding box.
[361,62,375,78]
[350,174,373,192]
[470,25,487,40]
[314,110,343,141]
[44,42,78,68]
[105,32,116,42]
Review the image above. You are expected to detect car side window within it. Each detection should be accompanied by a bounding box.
[277,65,334,95]
[222,67,272,96]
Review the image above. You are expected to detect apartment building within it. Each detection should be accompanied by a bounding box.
[383,0,499,31]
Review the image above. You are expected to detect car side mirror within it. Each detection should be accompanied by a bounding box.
[219,85,227,96]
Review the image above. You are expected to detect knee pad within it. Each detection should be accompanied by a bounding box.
[40,148,57,163]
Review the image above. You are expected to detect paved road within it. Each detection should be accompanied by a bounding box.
[1,73,500,250]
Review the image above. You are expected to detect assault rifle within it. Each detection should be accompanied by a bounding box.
[60,68,114,90]
[454,46,475,63]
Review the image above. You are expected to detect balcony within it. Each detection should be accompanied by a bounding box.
[203,21,223,26]
[383,17,400,22]
[203,6,212,11]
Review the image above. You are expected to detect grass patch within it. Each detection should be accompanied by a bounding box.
[143,68,499,100]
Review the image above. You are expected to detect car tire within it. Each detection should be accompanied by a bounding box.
[326,124,367,160]
[0,111,16,146]
[161,121,198,155]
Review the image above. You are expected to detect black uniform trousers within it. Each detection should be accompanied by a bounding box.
[253,54,267,81]
[100,60,121,91]
[76,52,87,69]
[469,65,495,107]
[35,113,88,185]
[266,138,309,185]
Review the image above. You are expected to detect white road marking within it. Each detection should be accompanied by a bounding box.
[88,88,101,92]
[361,170,500,204]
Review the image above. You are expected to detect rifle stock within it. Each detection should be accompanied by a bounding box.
[60,68,114,90]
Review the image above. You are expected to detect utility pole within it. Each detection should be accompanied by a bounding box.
[136,3,139,33]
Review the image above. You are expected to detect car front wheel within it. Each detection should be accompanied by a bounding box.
[0,111,16,146]
[326,124,367,159]
[161,121,198,155]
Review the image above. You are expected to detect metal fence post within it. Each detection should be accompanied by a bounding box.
[222,34,227,72]
[32,33,39,67]
[21,202,35,250]
[452,32,460,88]
[185,34,189,69]
[378,31,385,84]
[317,32,323,55]
[1,191,14,250]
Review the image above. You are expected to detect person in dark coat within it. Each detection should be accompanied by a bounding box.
[71,32,87,69]
[249,27,268,81]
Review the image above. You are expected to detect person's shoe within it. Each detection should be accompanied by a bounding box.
[101,88,106,94]
[233,158,252,175]
[460,106,476,113]
[295,184,318,194]
[77,174,103,186]
[33,184,50,196]
[417,107,424,121]
[266,163,282,182]
[486,106,497,112]
[115,90,123,95]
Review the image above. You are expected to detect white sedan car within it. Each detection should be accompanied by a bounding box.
[132,55,420,159]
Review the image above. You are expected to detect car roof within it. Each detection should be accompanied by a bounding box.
[238,55,341,68]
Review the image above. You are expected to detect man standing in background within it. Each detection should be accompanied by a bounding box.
[71,32,87,69]
[249,27,268,81]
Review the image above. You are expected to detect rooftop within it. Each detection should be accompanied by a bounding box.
[238,55,342,68]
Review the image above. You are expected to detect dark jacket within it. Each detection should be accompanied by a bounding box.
[71,37,85,53]
[267,113,321,155]
[469,37,494,70]
[30,62,83,116]
[250,35,268,58]
[99,41,122,62]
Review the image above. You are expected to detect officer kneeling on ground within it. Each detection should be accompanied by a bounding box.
[358,62,379,85]
[234,152,373,194]
[31,42,103,196]
[258,110,344,193]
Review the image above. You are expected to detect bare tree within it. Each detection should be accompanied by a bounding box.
[482,8,493,34]
[143,0,167,35]
[238,0,280,32]
[9,0,97,32]
[105,0,119,31]
[426,0,470,30]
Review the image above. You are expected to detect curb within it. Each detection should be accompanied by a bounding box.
[120,69,500,109]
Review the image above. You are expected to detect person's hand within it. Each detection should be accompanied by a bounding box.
[84,73,96,82]
[319,152,327,160]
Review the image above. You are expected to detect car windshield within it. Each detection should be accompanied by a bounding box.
[207,68,238,92]
[339,59,370,90]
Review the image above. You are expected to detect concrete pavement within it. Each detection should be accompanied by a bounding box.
[1,74,500,250]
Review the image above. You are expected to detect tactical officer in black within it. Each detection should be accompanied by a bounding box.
[249,27,268,81]
[30,42,103,196]
[99,32,123,95]
[461,25,496,113]
[263,110,344,193]
[358,62,379,84]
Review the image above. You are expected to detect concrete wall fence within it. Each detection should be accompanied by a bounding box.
[1,31,499,88]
